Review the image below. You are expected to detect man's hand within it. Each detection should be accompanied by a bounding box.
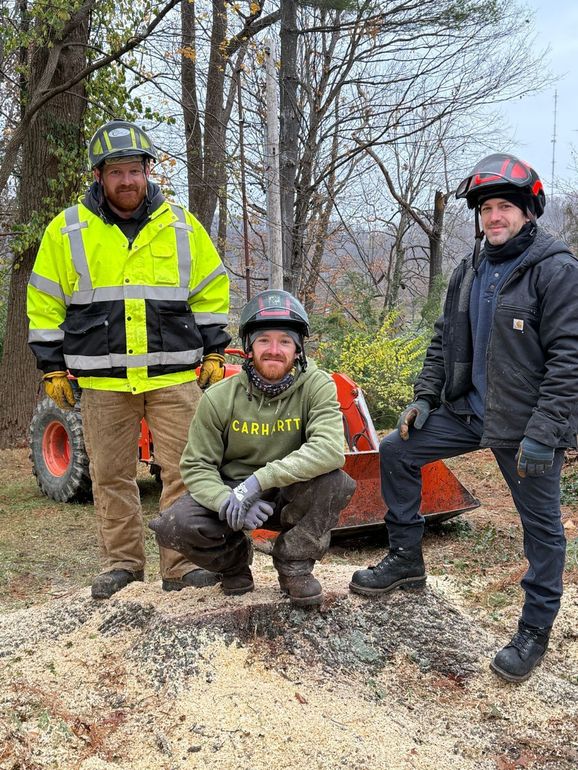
[42,371,75,410]
[516,437,555,478]
[242,499,274,531]
[198,352,225,389]
[218,474,261,531]
[396,399,431,440]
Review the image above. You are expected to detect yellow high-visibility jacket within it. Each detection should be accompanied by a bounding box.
[27,187,230,393]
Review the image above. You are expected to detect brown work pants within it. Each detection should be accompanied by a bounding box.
[81,381,201,579]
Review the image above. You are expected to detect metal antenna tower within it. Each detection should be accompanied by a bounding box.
[550,90,558,198]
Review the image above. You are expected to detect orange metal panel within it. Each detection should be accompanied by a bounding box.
[338,451,479,530]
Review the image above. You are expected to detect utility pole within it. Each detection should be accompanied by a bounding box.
[237,70,251,300]
[264,39,283,290]
[550,89,558,199]
[279,0,298,291]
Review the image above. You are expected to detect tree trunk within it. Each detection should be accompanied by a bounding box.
[300,99,341,309]
[180,0,228,232]
[0,19,88,448]
[384,210,409,314]
[180,3,277,235]
[428,189,446,294]
[181,0,204,218]
[193,0,228,233]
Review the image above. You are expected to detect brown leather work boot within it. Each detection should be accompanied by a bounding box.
[221,565,254,596]
[278,573,323,607]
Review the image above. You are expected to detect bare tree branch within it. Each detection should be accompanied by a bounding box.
[358,141,434,238]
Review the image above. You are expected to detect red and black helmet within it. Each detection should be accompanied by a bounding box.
[456,153,545,218]
[239,290,310,354]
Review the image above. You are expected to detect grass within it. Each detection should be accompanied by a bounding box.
[566,537,578,570]
[561,461,578,505]
[0,454,164,612]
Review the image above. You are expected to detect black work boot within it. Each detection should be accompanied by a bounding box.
[490,620,551,683]
[162,569,221,592]
[221,565,254,596]
[91,569,144,600]
[349,545,426,596]
[278,573,323,607]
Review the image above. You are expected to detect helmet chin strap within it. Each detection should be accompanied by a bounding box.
[142,159,152,210]
[297,342,308,372]
[94,169,111,223]
[473,209,484,272]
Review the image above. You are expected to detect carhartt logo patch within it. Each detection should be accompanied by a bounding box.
[513,318,524,331]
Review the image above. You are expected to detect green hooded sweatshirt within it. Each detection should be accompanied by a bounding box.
[180,359,345,511]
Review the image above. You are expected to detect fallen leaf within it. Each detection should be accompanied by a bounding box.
[294,692,307,704]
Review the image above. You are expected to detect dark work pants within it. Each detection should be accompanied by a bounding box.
[380,405,566,629]
[155,469,356,577]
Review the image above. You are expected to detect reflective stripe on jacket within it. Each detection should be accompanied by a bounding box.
[27,199,230,393]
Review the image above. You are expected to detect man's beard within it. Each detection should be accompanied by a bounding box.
[253,356,294,383]
[106,186,146,213]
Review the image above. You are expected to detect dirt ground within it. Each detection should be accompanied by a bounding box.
[0,447,577,770]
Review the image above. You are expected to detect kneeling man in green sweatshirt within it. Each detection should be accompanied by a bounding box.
[149,289,356,607]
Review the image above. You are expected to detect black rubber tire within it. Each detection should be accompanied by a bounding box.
[29,397,93,502]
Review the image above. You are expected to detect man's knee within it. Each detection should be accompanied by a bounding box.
[150,493,228,550]
[284,469,355,509]
[315,468,355,499]
[379,430,403,462]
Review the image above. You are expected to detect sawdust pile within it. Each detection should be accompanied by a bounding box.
[1,557,577,770]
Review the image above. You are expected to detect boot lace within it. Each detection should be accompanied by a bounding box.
[370,550,402,573]
[508,626,546,654]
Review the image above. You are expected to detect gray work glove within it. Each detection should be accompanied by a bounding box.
[242,499,274,531]
[218,474,261,531]
[396,399,432,440]
[516,437,555,478]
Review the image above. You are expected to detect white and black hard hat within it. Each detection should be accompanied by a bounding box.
[88,119,157,170]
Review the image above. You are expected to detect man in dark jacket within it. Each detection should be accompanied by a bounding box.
[349,153,578,683]
[149,290,356,607]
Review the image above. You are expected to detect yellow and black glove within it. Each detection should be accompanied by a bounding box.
[197,352,225,390]
[42,371,75,410]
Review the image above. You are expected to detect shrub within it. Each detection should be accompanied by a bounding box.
[318,311,428,429]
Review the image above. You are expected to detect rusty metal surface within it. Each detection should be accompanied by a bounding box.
[338,451,479,529]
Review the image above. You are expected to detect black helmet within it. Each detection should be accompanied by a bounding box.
[88,119,157,169]
[239,290,310,354]
[456,153,545,218]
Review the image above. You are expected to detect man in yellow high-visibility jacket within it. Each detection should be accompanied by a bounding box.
[27,119,231,599]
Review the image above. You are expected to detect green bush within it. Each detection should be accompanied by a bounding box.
[317,311,428,429]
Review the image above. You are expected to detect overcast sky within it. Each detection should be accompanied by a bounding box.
[499,0,578,194]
